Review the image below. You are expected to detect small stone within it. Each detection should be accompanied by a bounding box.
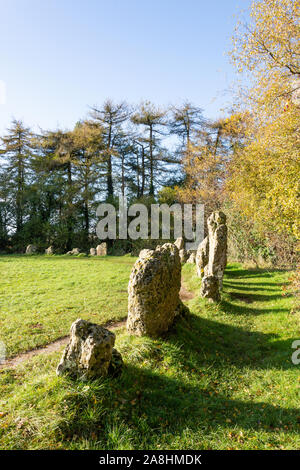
[139,249,154,258]
[186,251,196,264]
[56,319,119,380]
[26,244,37,254]
[96,243,107,256]
[45,246,53,255]
[90,248,96,256]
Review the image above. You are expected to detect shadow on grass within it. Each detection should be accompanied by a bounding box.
[56,313,298,447]
[224,267,286,279]
[57,360,299,447]
[223,282,284,291]
[170,313,295,370]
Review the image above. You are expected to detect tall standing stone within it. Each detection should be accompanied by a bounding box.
[127,243,183,337]
[207,211,227,289]
[96,243,107,256]
[200,211,227,302]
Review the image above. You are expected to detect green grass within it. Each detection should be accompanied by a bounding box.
[0,259,299,450]
[0,255,135,356]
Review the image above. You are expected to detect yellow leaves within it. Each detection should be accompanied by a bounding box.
[230,0,300,115]
[227,101,300,239]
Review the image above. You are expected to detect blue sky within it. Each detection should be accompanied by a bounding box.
[0,0,251,135]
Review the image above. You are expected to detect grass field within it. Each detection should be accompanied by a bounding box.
[0,255,134,356]
[0,256,299,450]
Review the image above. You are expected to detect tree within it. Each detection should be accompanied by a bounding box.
[131,101,166,195]
[71,121,105,241]
[169,101,205,149]
[228,0,300,240]
[0,120,32,235]
[230,0,300,113]
[90,100,130,200]
[177,114,245,214]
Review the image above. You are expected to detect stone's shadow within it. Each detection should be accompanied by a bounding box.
[228,291,284,302]
[56,312,298,442]
[120,364,299,433]
[224,267,286,279]
[57,361,299,442]
[169,313,295,370]
[219,299,287,317]
[223,281,283,291]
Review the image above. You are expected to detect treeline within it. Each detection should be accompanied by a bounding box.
[0,101,213,252]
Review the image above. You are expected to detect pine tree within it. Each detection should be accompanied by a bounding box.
[0,120,32,236]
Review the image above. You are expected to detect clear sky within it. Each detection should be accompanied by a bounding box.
[0,0,251,135]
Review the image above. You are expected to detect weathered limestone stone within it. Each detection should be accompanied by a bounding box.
[207,211,227,289]
[200,211,227,302]
[90,248,96,256]
[56,319,118,379]
[186,251,196,264]
[174,237,184,251]
[196,236,209,278]
[26,244,37,254]
[127,243,183,337]
[45,246,53,255]
[139,249,154,258]
[96,242,107,256]
[66,248,80,255]
[179,249,188,264]
[200,275,220,302]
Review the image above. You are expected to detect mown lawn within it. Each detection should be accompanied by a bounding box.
[0,255,135,356]
[0,259,299,450]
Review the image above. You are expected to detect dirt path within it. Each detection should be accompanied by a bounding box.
[0,282,194,370]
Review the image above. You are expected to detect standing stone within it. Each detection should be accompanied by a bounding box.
[174,237,184,251]
[96,242,107,256]
[56,319,118,379]
[186,251,196,264]
[207,211,227,289]
[196,236,209,278]
[200,275,220,302]
[127,243,183,337]
[45,246,53,255]
[179,248,188,264]
[139,249,154,258]
[200,211,227,302]
[26,244,37,254]
[90,248,96,256]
